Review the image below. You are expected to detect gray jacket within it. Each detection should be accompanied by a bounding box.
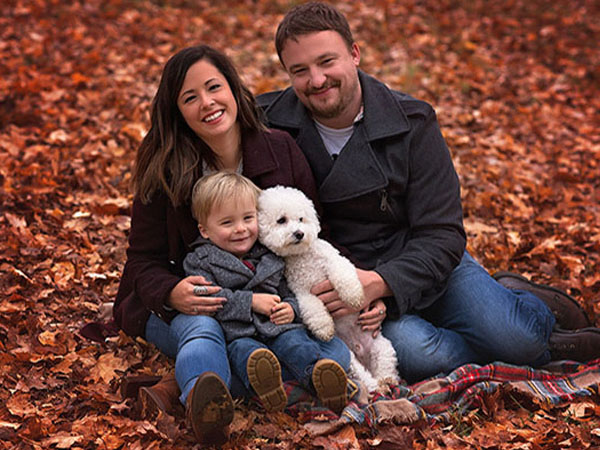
[183,238,303,342]
[258,71,466,318]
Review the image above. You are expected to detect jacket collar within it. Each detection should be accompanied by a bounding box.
[189,238,283,281]
[264,71,411,202]
[264,70,411,140]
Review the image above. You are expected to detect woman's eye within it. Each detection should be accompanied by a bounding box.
[183,95,196,104]
[276,217,287,224]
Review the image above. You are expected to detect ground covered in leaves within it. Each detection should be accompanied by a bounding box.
[1,0,599,448]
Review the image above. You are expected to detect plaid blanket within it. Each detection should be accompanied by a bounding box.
[80,320,600,435]
[280,359,600,435]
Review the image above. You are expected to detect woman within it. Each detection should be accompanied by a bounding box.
[113,45,351,444]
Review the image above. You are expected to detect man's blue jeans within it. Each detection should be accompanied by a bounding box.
[145,313,231,405]
[228,328,351,393]
[382,252,556,383]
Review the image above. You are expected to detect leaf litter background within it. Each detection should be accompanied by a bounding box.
[1,0,599,448]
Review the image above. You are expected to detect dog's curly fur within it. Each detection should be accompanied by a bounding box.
[258,186,399,392]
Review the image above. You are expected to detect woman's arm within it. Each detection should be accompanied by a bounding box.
[116,194,182,315]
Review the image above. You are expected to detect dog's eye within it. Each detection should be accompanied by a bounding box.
[276,216,287,224]
[299,217,303,222]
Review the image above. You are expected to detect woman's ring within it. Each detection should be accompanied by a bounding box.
[379,309,384,315]
[193,285,208,296]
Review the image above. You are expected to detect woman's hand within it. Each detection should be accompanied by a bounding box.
[168,275,225,315]
[358,299,387,337]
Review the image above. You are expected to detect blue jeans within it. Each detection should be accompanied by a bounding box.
[228,328,351,393]
[145,313,231,405]
[382,252,556,383]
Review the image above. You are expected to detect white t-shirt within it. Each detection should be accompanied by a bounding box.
[314,107,364,158]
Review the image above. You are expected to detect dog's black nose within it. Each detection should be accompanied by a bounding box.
[293,231,304,241]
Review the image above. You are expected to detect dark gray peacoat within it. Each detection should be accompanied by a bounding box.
[258,71,467,318]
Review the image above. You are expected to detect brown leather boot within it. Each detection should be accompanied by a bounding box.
[186,372,234,445]
[549,327,600,362]
[139,372,180,417]
[493,271,592,330]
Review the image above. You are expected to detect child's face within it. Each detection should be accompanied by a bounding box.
[198,194,258,257]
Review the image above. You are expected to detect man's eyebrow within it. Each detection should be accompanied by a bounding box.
[288,52,337,72]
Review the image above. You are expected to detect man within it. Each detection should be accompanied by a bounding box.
[257,1,598,383]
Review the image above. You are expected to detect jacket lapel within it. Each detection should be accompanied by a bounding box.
[263,71,412,202]
[245,252,285,290]
[318,124,388,202]
[296,116,333,186]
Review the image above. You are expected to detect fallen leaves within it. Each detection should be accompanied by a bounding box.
[1,0,599,448]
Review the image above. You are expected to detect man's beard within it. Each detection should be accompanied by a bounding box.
[306,78,358,121]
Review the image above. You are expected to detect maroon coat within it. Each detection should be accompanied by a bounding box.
[113,129,319,337]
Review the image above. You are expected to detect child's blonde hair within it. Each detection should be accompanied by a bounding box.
[191,172,262,224]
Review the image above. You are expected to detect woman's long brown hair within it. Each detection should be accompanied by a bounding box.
[132,45,265,207]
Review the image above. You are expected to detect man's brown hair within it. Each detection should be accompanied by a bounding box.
[275,2,354,65]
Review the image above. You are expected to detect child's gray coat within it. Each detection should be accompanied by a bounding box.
[183,237,304,342]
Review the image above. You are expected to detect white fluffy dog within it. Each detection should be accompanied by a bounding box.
[258,186,399,392]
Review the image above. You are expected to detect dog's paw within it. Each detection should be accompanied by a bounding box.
[373,379,395,395]
[309,322,335,341]
[340,292,363,309]
[336,283,364,309]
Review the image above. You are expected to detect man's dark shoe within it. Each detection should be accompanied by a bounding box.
[493,271,591,330]
[186,372,234,445]
[549,327,600,362]
[139,372,181,417]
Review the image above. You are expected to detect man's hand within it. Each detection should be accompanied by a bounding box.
[311,269,392,318]
[168,275,225,315]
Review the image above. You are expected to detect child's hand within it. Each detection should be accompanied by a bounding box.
[252,293,281,316]
[270,302,294,325]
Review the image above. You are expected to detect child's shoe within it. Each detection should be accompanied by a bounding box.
[312,359,348,414]
[247,348,287,412]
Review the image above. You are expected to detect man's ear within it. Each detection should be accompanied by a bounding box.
[198,223,209,239]
[351,42,361,66]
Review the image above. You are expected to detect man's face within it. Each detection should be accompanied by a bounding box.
[280,30,362,128]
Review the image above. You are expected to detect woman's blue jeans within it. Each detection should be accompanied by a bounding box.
[382,252,556,383]
[227,328,351,393]
[145,313,230,405]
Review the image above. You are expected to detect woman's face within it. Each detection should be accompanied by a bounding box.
[177,59,239,147]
